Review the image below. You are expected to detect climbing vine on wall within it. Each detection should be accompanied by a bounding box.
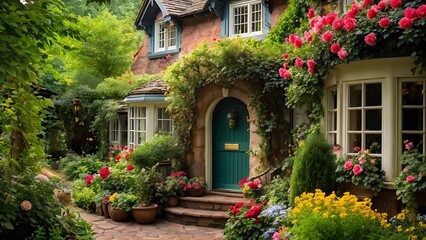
[165,38,290,167]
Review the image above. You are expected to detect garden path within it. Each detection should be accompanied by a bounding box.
[72,207,224,240]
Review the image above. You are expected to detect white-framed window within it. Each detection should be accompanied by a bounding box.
[157,107,173,134]
[400,79,426,153]
[345,82,382,157]
[229,0,262,37]
[129,107,147,148]
[327,88,338,145]
[155,20,177,52]
[109,118,119,145]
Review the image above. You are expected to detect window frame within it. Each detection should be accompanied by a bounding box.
[128,106,147,148]
[156,106,173,134]
[229,0,263,37]
[109,118,119,145]
[154,20,177,53]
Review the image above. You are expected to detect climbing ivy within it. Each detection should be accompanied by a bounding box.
[165,38,291,168]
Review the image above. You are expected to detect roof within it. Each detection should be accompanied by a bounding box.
[128,79,168,96]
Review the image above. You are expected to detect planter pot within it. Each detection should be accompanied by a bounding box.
[167,196,179,207]
[132,204,158,224]
[340,182,374,200]
[102,202,110,218]
[108,203,128,222]
[189,188,205,197]
[95,204,103,215]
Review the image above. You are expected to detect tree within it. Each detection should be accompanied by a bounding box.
[0,0,72,170]
[62,9,141,88]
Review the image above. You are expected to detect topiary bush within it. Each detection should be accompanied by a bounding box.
[60,154,104,180]
[289,131,336,206]
[129,134,184,169]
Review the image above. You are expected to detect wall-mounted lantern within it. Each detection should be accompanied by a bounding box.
[73,96,81,123]
[226,111,238,129]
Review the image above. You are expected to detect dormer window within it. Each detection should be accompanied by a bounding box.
[229,0,263,37]
[155,20,177,52]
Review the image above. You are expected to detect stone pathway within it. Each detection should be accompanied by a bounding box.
[74,208,224,240]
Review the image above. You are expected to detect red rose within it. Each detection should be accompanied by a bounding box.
[308,67,315,75]
[293,37,303,48]
[283,70,291,79]
[247,181,258,190]
[304,31,313,42]
[325,12,337,25]
[279,68,286,77]
[377,0,387,10]
[417,5,426,18]
[321,31,334,42]
[379,18,391,28]
[390,0,401,9]
[289,34,296,44]
[238,177,249,188]
[338,50,348,60]
[352,164,363,175]
[115,154,121,162]
[344,160,353,170]
[279,68,291,79]
[399,17,412,29]
[406,175,415,183]
[295,58,304,68]
[332,18,344,31]
[231,207,240,215]
[99,167,110,179]
[129,148,134,153]
[307,59,316,69]
[364,33,377,46]
[85,174,94,185]
[344,18,357,32]
[126,164,134,171]
[404,8,417,19]
[283,62,289,69]
[283,53,289,59]
[254,218,261,224]
[307,8,315,18]
[367,5,378,19]
[124,153,130,159]
[331,43,341,53]
[363,0,373,6]
[235,202,245,208]
[309,17,319,28]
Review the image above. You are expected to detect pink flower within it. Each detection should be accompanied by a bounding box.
[21,200,32,211]
[126,164,134,171]
[417,5,426,18]
[183,183,192,191]
[333,145,340,153]
[99,167,110,179]
[359,157,366,165]
[325,12,337,25]
[344,160,353,170]
[352,164,363,175]
[321,31,334,42]
[272,232,282,240]
[404,8,417,19]
[307,8,315,18]
[406,175,415,183]
[289,34,296,44]
[353,146,361,153]
[283,62,289,69]
[337,50,348,60]
[42,171,52,178]
[35,174,49,182]
[332,18,344,31]
[313,22,324,34]
[253,178,262,188]
[295,58,304,68]
[124,153,130,159]
[405,141,414,150]
[344,18,357,32]
[85,174,94,185]
[370,159,376,164]
[304,31,313,42]
[379,18,391,28]
[364,33,377,46]
[419,171,423,177]
[367,5,378,19]
[115,154,121,162]
[331,43,341,53]
[307,59,316,69]
[283,53,289,59]
[293,37,303,48]
[308,67,315,75]
[309,17,319,28]
[279,68,291,79]
[363,0,373,6]
[390,0,401,9]
[399,17,413,29]
[238,177,249,188]
[377,0,388,10]
[403,167,409,172]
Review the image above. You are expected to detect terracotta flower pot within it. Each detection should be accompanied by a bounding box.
[340,182,374,200]
[108,203,128,222]
[102,202,110,218]
[132,203,158,224]
[189,188,205,197]
[167,196,179,207]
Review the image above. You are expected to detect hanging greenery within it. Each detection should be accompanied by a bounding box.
[165,38,291,167]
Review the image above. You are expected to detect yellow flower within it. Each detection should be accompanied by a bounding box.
[397,225,403,232]
[322,212,329,218]
[109,192,119,202]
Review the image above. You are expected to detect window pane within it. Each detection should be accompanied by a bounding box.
[402,109,423,131]
[402,82,423,105]
[366,134,381,153]
[348,133,362,152]
[251,3,262,32]
[328,89,337,109]
[348,110,361,130]
[365,83,382,106]
[365,109,382,130]
[328,112,337,131]
[349,84,362,107]
[328,134,337,145]
[234,6,248,34]
[402,134,423,153]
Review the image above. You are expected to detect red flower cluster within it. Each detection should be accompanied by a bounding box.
[244,202,263,219]
[99,167,110,179]
[229,201,245,215]
[85,174,94,185]
[126,164,134,171]
[170,171,187,178]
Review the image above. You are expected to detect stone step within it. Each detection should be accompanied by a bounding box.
[164,207,229,228]
[179,194,244,211]
[209,190,244,198]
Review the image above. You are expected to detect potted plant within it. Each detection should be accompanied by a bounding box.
[336,147,385,199]
[108,192,139,222]
[132,166,161,224]
[163,171,187,206]
[395,140,426,214]
[183,177,207,197]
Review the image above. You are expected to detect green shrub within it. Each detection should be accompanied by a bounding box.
[61,154,104,180]
[130,134,184,169]
[73,187,96,211]
[263,176,290,205]
[289,131,336,206]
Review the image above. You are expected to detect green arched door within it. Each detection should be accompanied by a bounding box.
[212,97,249,190]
